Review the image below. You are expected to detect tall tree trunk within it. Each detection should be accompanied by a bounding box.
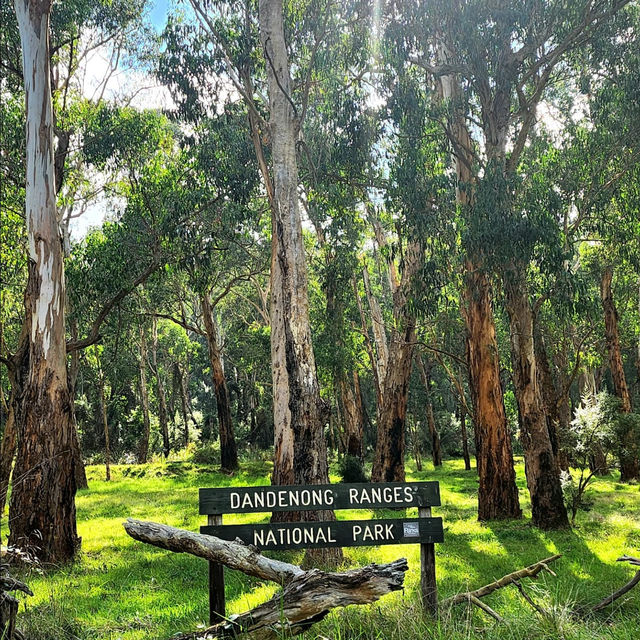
[258,0,339,563]
[339,373,364,460]
[601,266,638,481]
[201,293,238,472]
[0,401,17,517]
[552,336,573,471]
[178,364,191,448]
[415,353,442,467]
[151,317,170,459]
[68,316,88,489]
[463,264,521,520]
[504,273,569,529]
[436,39,520,521]
[371,322,415,482]
[96,352,111,481]
[371,241,422,483]
[533,323,560,457]
[0,326,28,517]
[363,264,389,386]
[353,276,382,410]
[9,0,79,562]
[460,405,472,471]
[0,323,17,516]
[137,325,151,464]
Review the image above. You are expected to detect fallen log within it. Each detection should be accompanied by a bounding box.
[124,519,302,584]
[124,519,408,639]
[441,555,561,620]
[174,559,409,639]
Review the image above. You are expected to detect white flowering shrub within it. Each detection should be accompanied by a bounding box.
[563,392,616,524]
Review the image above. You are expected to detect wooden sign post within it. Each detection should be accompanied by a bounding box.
[207,513,225,625]
[199,481,443,622]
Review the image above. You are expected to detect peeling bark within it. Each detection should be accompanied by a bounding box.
[504,273,569,529]
[0,402,17,516]
[601,266,638,481]
[436,37,520,521]
[0,324,28,517]
[463,265,522,520]
[371,241,422,483]
[349,370,365,459]
[8,0,79,563]
[201,293,238,472]
[363,264,389,386]
[258,0,337,559]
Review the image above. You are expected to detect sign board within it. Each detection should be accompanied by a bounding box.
[202,516,444,551]
[199,481,442,623]
[199,481,440,515]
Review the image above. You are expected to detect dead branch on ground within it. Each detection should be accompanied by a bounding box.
[124,519,408,639]
[442,555,562,621]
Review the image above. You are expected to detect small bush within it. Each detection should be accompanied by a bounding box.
[192,442,220,465]
[339,455,368,483]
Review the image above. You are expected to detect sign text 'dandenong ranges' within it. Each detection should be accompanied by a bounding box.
[199,481,440,515]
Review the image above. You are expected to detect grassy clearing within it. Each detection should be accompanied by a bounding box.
[3,455,640,639]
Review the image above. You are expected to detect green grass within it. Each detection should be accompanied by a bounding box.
[4,456,640,639]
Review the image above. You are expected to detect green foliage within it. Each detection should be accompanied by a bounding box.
[7,459,640,639]
[191,442,221,466]
[613,412,640,473]
[562,393,618,524]
[338,455,369,483]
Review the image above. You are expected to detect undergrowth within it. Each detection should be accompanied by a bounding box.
[3,456,639,639]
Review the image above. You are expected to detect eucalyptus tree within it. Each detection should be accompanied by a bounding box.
[8,0,81,562]
[523,2,640,480]
[575,12,640,479]
[389,0,520,521]
[363,46,452,482]
[4,0,152,561]
[396,0,632,529]
[160,0,372,545]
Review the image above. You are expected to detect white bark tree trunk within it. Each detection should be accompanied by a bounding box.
[258,0,339,562]
[9,0,79,562]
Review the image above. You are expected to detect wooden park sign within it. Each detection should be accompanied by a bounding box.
[199,481,443,622]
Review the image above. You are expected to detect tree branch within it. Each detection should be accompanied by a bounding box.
[66,257,161,353]
[443,555,562,607]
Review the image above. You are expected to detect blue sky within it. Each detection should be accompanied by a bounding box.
[149,0,170,31]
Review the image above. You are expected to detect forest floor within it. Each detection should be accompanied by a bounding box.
[3,454,640,640]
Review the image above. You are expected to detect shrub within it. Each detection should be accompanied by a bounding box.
[563,392,616,524]
[192,442,220,466]
[339,455,368,483]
